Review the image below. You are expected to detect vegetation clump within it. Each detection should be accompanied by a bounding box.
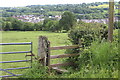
[19,61,57,79]
[74,41,118,78]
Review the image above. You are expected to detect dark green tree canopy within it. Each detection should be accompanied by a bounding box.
[59,11,77,31]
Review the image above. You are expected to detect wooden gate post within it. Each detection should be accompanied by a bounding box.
[46,41,50,67]
[108,0,114,42]
[38,36,50,67]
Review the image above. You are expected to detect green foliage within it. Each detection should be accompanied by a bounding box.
[65,21,119,76]
[1,17,44,31]
[74,41,118,78]
[10,18,24,30]
[42,18,51,31]
[19,61,48,78]
[2,31,119,78]
[42,12,76,32]
[22,22,34,31]
[59,11,77,31]
[1,2,118,19]
[2,17,24,31]
[113,29,118,42]
[68,21,108,47]
[2,21,12,31]
[42,19,60,32]
[65,21,108,69]
[62,68,118,78]
[34,22,42,31]
[19,61,58,79]
[62,41,118,78]
[19,41,118,78]
[90,41,118,65]
[114,21,120,29]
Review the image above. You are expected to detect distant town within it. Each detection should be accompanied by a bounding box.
[12,15,118,24]
[12,15,62,23]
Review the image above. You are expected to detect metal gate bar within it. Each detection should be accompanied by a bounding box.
[0,51,31,54]
[0,42,33,77]
[0,42,32,45]
[0,68,17,76]
[4,67,31,70]
[0,60,31,63]
[0,74,22,77]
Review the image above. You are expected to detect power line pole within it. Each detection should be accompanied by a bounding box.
[108,0,114,42]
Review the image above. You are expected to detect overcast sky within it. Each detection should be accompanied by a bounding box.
[0,0,119,7]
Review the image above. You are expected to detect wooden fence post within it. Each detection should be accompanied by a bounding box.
[46,41,50,67]
[108,0,114,42]
[38,36,50,66]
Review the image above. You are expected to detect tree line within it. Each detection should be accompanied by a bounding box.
[1,11,77,32]
[1,11,119,32]
[1,2,118,19]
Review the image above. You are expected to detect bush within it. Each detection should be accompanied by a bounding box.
[68,22,108,47]
[65,22,108,68]
[62,41,118,78]
[75,41,119,78]
[90,41,118,66]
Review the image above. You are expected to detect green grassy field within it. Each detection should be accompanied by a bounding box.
[1,31,71,76]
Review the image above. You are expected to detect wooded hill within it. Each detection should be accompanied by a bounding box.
[1,2,118,19]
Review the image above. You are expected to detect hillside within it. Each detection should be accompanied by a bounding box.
[0,2,118,19]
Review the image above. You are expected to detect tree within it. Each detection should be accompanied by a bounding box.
[6,17,24,31]
[49,20,59,32]
[53,21,60,32]
[59,11,77,31]
[34,22,42,31]
[42,19,51,31]
[42,19,60,32]
[12,19,22,30]
[23,22,34,31]
[4,21,12,31]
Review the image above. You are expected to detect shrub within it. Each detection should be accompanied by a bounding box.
[75,41,118,78]
[68,21,108,47]
[65,22,108,68]
[90,41,118,66]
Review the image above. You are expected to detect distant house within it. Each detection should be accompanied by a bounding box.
[12,15,45,23]
[81,17,118,24]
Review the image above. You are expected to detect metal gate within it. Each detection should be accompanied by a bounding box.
[0,42,33,77]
